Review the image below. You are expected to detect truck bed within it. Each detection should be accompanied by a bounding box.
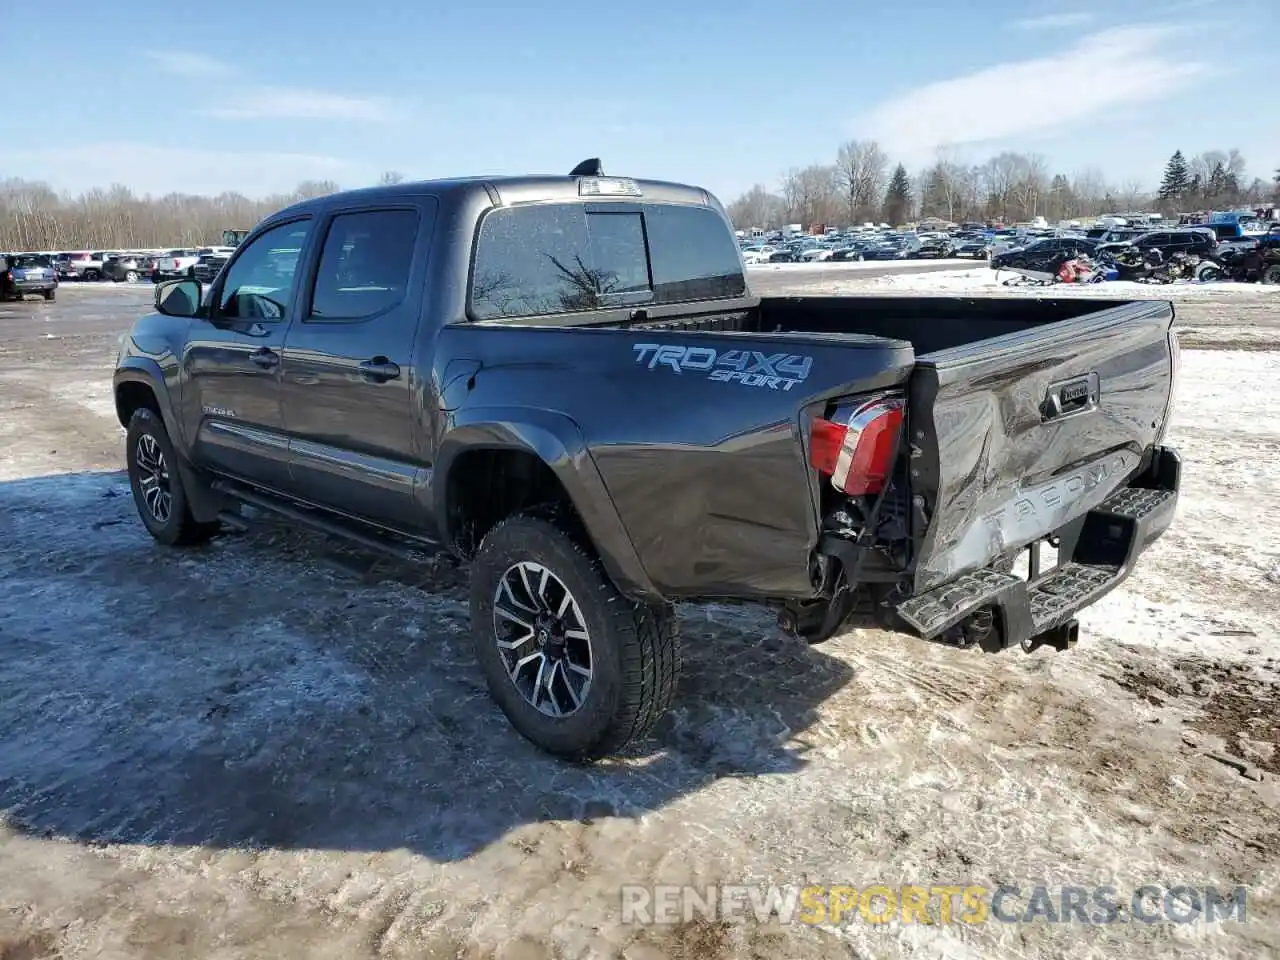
[454,293,1177,615]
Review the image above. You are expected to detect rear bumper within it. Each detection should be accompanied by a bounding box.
[13,279,56,294]
[894,446,1181,648]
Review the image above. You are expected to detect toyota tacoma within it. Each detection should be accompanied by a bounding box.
[113,159,1182,759]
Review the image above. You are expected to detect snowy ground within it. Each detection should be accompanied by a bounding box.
[858,264,1280,299]
[0,287,1277,959]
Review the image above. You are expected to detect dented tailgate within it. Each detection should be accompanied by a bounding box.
[908,300,1177,593]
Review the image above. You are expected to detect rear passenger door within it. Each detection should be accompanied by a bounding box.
[278,199,437,528]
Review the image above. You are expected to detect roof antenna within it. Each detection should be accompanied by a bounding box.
[570,158,603,177]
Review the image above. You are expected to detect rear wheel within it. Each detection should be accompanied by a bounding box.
[84,268,100,281]
[469,515,681,760]
[125,270,139,283]
[43,289,55,301]
[1196,262,1226,282]
[125,408,218,546]
[1262,264,1280,285]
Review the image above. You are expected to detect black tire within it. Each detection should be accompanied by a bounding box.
[470,515,681,760]
[1262,265,1280,285]
[84,269,100,281]
[43,289,55,301]
[125,407,218,546]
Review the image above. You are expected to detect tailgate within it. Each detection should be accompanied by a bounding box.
[909,299,1176,593]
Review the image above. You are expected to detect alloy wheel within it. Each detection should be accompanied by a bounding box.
[135,433,173,523]
[493,561,593,717]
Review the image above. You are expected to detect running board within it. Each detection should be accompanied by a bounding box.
[895,481,1177,648]
[210,480,445,565]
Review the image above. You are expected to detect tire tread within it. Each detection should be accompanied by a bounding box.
[472,514,681,759]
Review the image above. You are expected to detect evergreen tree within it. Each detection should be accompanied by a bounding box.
[882,164,912,225]
[1157,150,1190,201]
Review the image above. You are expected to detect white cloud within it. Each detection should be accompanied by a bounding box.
[858,26,1209,167]
[1011,11,1096,30]
[145,50,231,78]
[202,86,406,122]
[0,142,372,198]
[144,49,405,123]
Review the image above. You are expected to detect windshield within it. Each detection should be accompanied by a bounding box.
[12,255,52,268]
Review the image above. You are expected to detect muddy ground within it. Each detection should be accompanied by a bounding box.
[0,278,1277,959]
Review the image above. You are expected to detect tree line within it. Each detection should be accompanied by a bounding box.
[5,152,1278,250]
[726,141,1280,230]
[0,172,406,252]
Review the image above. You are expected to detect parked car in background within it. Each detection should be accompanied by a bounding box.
[56,252,93,280]
[1098,228,1217,261]
[104,253,152,283]
[910,234,954,258]
[1,253,58,300]
[862,234,921,260]
[829,243,870,262]
[154,249,201,281]
[990,236,1098,272]
[192,246,239,284]
[951,234,991,259]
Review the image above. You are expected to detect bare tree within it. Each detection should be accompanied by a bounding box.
[834,140,888,224]
[0,178,352,250]
[1008,154,1049,221]
[379,170,406,185]
[1115,179,1149,211]
[726,184,786,230]
[781,165,840,226]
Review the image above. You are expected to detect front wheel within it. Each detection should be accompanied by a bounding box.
[125,408,218,546]
[43,289,55,301]
[125,270,139,283]
[1196,262,1226,282]
[1262,264,1280,285]
[469,515,681,760]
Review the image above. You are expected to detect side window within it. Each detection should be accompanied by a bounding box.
[1144,233,1168,247]
[217,220,311,321]
[309,209,419,321]
[644,204,747,304]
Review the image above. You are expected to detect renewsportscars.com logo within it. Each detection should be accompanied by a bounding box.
[632,343,814,391]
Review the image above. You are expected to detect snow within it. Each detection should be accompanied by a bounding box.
[1079,350,1280,661]
[1,287,1278,959]
[746,258,969,273]
[859,265,1280,297]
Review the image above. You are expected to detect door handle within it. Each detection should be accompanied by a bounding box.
[250,348,279,369]
[359,357,401,382]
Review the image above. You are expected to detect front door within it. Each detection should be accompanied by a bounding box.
[183,217,314,490]
[278,201,437,528]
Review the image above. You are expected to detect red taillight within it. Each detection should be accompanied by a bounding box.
[808,396,905,496]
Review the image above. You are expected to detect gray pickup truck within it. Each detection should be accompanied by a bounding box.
[113,160,1182,759]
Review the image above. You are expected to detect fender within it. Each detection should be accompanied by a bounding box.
[112,357,223,524]
[113,356,180,434]
[435,405,661,602]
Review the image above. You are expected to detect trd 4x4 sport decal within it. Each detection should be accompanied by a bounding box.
[632,343,813,391]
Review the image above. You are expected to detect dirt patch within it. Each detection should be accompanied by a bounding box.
[0,932,59,960]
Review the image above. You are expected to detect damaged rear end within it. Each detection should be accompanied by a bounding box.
[788,299,1181,652]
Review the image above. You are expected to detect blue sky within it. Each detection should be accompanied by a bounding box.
[4,0,1276,202]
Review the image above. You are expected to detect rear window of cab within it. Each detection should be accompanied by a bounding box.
[469,202,747,320]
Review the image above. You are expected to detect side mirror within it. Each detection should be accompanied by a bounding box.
[154,278,202,317]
